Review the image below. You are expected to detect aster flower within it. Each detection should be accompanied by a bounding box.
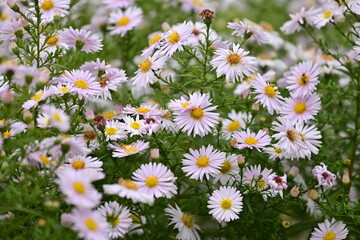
[233,129,271,151]
[62,155,103,173]
[61,70,101,99]
[0,19,28,41]
[141,32,163,57]
[165,204,201,240]
[41,135,91,157]
[22,88,52,109]
[208,186,243,222]
[123,104,162,118]
[104,120,127,141]
[160,21,193,57]
[181,0,207,13]
[70,208,108,240]
[285,61,321,98]
[281,93,321,124]
[312,162,336,188]
[122,115,147,136]
[108,7,143,37]
[2,121,27,139]
[210,43,257,83]
[80,58,112,76]
[263,144,288,160]
[295,123,322,158]
[60,27,103,53]
[310,218,348,240]
[266,174,288,198]
[27,151,57,167]
[103,178,154,204]
[182,145,225,181]
[103,0,134,9]
[221,110,249,140]
[310,0,345,29]
[213,154,240,185]
[42,33,68,53]
[281,7,320,34]
[169,92,219,137]
[251,73,283,115]
[228,20,270,44]
[97,201,132,239]
[109,140,149,158]
[38,0,70,22]
[37,104,70,132]
[56,169,102,209]
[131,55,167,89]
[132,162,177,198]
[242,165,274,200]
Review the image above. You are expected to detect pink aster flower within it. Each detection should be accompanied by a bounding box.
[60,27,103,53]
[108,7,143,37]
[0,19,28,41]
[280,7,320,35]
[281,93,321,124]
[103,0,134,9]
[61,70,101,99]
[182,145,226,181]
[310,218,348,240]
[266,174,288,198]
[228,20,270,45]
[285,61,321,98]
[38,0,70,22]
[233,129,271,151]
[109,140,149,158]
[132,162,177,198]
[312,162,336,188]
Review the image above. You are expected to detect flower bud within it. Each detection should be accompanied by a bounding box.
[161,22,171,31]
[21,19,30,31]
[251,103,259,111]
[1,161,9,170]
[230,138,237,147]
[37,218,46,227]
[23,110,33,123]
[237,154,245,165]
[150,148,160,159]
[61,213,73,227]
[342,170,350,184]
[290,186,299,197]
[6,0,19,12]
[1,91,14,104]
[343,159,351,166]
[44,200,60,208]
[288,166,299,178]
[85,110,95,120]
[282,220,291,228]
[307,189,319,200]
[262,127,269,134]
[10,42,19,55]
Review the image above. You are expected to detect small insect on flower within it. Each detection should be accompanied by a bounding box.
[310,218,348,240]
[208,186,243,222]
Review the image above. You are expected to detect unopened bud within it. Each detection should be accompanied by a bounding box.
[343,159,351,166]
[282,220,291,228]
[262,128,269,135]
[230,138,237,147]
[6,0,19,12]
[199,9,215,20]
[150,148,159,159]
[1,91,14,104]
[61,213,73,227]
[288,166,299,178]
[237,154,245,165]
[251,103,259,111]
[290,186,299,197]
[21,19,30,31]
[1,161,9,170]
[342,170,350,184]
[44,200,60,208]
[85,110,95,120]
[23,110,33,123]
[10,42,19,55]
[307,189,319,200]
[37,218,46,227]
[161,22,171,31]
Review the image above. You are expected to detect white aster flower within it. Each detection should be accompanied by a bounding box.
[310,218,348,240]
[108,7,143,37]
[312,162,336,188]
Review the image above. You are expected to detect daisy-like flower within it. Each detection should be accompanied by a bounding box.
[108,7,143,37]
[281,93,321,124]
[295,123,322,159]
[160,21,193,57]
[131,55,167,89]
[208,186,243,222]
[38,104,70,132]
[104,120,127,141]
[243,165,274,192]
[80,58,112,76]
[42,33,68,53]
[251,73,283,115]
[181,0,207,13]
[266,174,288,198]
[0,19,28,41]
[221,110,249,140]
[109,140,149,158]
[213,154,240,185]
[70,208,108,240]
[228,20,270,45]
[60,27,103,53]
[56,169,102,208]
[165,204,201,240]
[97,201,132,239]
[103,178,154,205]
[310,218,348,240]
[27,151,57,167]
[122,115,147,136]
[285,61,321,98]
[132,162,177,198]
[61,70,101,99]
[2,121,27,139]
[182,145,225,181]
[41,135,91,157]
[123,104,162,118]
[210,43,257,83]
[38,0,70,22]
[233,129,271,151]
[104,0,134,8]
[263,144,288,160]
[169,92,219,137]
[311,0,345,29]
[22,88,52,109]
[312,162,336,188]
[281,7,320,35]
[141,32,163,57]
[62,155,103,173]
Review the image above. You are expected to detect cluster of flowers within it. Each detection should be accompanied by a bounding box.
[0,0,357,239]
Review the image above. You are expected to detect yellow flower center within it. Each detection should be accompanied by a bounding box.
[52,113,62,122]
[84,218,98,231]
[274,147,282,153]
[196,156,209,168]
[1,12,8,21]
[220,199,232,209]
[105,127,117,135]
[323,232,336,240]
[181,213,195,228]
[103,111,116,119]
[125,147,137,154]
[181,103,190,108]
[244,137,258,145]
[293,102,306,114]
[130,122,141,129]
[119,179,138,190]
[145,176,158,188]
[258,178,265,189]
[138,60,152,73]
[117,16,130,26]
[220,161,232,174]
[190,107,204,120]
[168,32,180,44]
[193,0,204,7]
[297,73,310,86]
[41,0,54,11]
[46,36,59,46]
[3,131,11,137]
[72,160,85,169]
[227,53,242,65]
[73,182,86,194]
[111,217,119,227]
[227,121,240,132]
[149,34,161,46]
[264,85,277,98]
[40,155,51,165]
[137,107,150,114]
[323,10,332,19]
[75,79,88,89]
[32,93,43,101]
[60,87,69,93]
